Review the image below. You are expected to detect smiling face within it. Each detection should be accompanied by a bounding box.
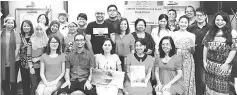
[120,20,128,31]
[168,11,176,21]
[196,11,206,23]
[74,34,85,48]
[50,24,59,33]
[5,19,15,30]
[159,18,168,28]
[22,22,31,33]
[38,15,46,24]
[95,10,105,22]
[58,14,67,23]
[136,21,146,32]
[68,23,77,33]
[102,40,113,54]
[185,7,195,18]
[215,15,226,29]
[161,39,172,53]
[135,41,146,54]
[50,37,59,50]
[108,6,117,18]
[77,17,86,26]
[179,17,189,30]
[35,25,44,37]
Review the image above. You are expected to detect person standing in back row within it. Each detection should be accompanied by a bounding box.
[86,9,114,54]
[105,4,121,34]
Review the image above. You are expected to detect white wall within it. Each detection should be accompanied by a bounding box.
[9,1,64,21]
[68,0,125,23]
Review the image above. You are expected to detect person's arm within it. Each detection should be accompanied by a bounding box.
[223,30,237,65]
[130,34,135,54]
[88,52,96,82]
[168,69,182,85]
[145,68,152,83]
[155,67,161,84]
[15,31,21,58]
[40,62,48,85]
[55,61,65,82]
[86,34,93,53]
[116,55,122,71]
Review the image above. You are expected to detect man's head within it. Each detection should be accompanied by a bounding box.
[74,33,86,48]
[195,8,207,23]
[107,4,118,19]
[95,9,105,22]
[77,13,87,26]
[58,10,68,24]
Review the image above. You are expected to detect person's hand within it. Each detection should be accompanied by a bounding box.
[146,49,152,55]
[32,58,39,63]
[155,83,163,92]
[220,63,230,73]
[84,80,93,90]
[162,83,171,92]
[124,91,129,95]
[61,80,71,89]
[29,68,35,75]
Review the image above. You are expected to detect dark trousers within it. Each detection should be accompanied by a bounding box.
[15,60,31,95]
[119,56,125,72]
[2,67,17,95]
[194,57,205,95]
[30,68,41,95]
[57,80,97,95]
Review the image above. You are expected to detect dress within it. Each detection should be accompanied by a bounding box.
[202,30,237,95]
[124,53,154,95]
[172,31,196,95]
[95,54,121,95]
[155,55,186,94]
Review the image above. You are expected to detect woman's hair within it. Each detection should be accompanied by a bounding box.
[3,19,17,29]
[178,15,190,29]
[159,36,176,58]
[20,20,34,37]
[134,39,147,53]
[37,14,49,26]
[46,20,60,36]
[134,18,146,30]
[69,22,78,27]
[101,38,115,55]
[205,11,232,45]
[185,5,196,16]
[45,35,61,55]
[118,18,130,35]
[158,14,170,36]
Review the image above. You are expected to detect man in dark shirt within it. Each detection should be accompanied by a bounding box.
[57,34,96,95]
[86,9,114,54]
[188,8,210,95]
[105,4,121,34]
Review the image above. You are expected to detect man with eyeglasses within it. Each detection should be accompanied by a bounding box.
[105,4,121,34]
[188,8,211,95]
[56,33,97,95]
[86,9,114,54]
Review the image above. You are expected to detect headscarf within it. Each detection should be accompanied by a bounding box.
[30,23,49,50]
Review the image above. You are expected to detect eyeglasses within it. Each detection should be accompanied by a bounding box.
[196,14,204,17]
[108,10,117,12]
[75,39,85,42]
[50,41,59,44]
[36,28,42,31]
[68,26,77,28]
[95,12,105,15]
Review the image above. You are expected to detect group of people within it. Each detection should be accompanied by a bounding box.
[1,4,237,95]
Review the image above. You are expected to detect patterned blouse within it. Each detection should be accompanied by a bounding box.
[20,34,33,69]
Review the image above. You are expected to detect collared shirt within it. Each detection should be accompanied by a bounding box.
[188,22,211,59]
[66,48,96,82]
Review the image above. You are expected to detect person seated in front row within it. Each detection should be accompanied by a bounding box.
[56,33,97,95]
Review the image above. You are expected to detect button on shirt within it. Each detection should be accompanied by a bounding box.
[66,48,96,82]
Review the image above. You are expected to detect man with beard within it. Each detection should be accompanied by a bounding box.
[105,4,121,34]
[188,8,210,95]
[86,9,114,54]
[56,33,96,95]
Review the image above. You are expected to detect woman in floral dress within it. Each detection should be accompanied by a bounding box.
[203,12,237,95]
[172,15,196,95]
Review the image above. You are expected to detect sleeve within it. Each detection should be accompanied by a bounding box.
[86,22,93,35]
[231,29,237,51]
[175,55,183,70]
[202,31,210,47]
[65,53,71,69]
[89,52,96,68]
[15,30,21,44]
[154,56,160,67]
[39,54,46,63]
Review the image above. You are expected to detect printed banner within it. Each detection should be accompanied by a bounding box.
[91,68,125,89]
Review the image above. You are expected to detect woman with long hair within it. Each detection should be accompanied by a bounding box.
[151,14,172,56]
[36,36,65,95]
[203,11,237,95]
[172,15,196,95]
[19,20,34,95]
